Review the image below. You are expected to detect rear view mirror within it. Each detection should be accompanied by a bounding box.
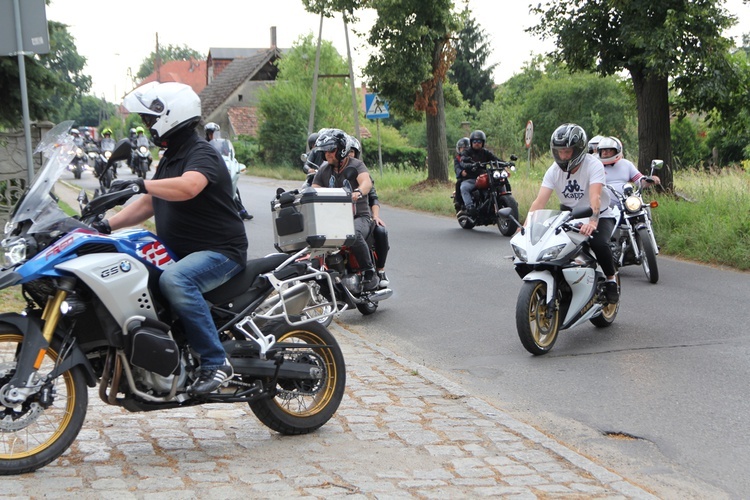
[650,159,664,171]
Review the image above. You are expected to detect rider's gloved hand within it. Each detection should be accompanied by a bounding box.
[110,178,147,194]
[91,219,111,234]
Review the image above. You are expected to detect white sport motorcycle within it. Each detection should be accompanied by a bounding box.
[502,206,620,355]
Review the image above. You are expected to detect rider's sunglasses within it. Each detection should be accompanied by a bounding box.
[471,139,483,144]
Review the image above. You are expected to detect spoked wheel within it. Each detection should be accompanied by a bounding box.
[249,321,345,435]
[590,276,620,327]
[516,281,560,355]
[636,228,659,284]
[0,332,88,475]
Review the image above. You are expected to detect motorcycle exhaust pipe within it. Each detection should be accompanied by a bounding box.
[229,356,321,380]
[362,288,392,303]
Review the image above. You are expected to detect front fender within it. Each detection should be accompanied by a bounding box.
[522,270,555,304]
[0,313,97,388]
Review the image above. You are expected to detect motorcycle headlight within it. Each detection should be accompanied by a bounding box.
[139,146,148,154]
[1,237,29,268]
[511,243,527,262]
[88,152,98,159]
[76,147,84,157]
[492,170,502,180]
[624,196,643,213]
[104,151,112,160]
[540,244,566,262]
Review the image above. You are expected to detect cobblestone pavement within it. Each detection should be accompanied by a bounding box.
[3,324,657,499]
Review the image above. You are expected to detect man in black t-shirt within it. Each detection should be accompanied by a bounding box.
[98,82,248,396]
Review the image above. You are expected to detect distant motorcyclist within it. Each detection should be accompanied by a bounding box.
[588,135,604,155]
[458,130,505,215]
[205,122,253,221]
[311,129,379,291]
[599,136,661,197]
[453,137,470,210]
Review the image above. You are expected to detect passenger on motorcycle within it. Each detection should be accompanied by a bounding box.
[527,123,619,303]
[588,135,604,155]
[205,122,253,221]
[311,129,379,291]
[349,137,390,288]
[453,137,470,206]
[599,136,661,198]
[458,130,505,215]
[98,82,248,396]
[304,130,327,177]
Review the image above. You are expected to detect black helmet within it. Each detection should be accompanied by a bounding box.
[456,137,470,154]
[307,132,319,150]
[550,123,587,173]
[314,128,350,161]
[469,130,486,147]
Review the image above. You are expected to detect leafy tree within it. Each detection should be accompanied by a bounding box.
[365,0,461,182]
[257,34,352,165]
[66,95,117,128]
[529,0,749,190]
[0,21,88,128]
[449,8,496,110]
[136,44,204,80]
[671,116,710,169]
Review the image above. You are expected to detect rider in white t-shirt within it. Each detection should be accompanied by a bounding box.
[527,123,619,303]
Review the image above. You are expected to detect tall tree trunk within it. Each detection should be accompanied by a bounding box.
[630,68,673,190]
[426,79,449,182]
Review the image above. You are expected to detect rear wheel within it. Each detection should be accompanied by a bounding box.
[356,300,378,315]
[636,228,659,284]
[0,332,88,475]
[249,321,345,435]
[497,195,519,236]
[516,281,560,355]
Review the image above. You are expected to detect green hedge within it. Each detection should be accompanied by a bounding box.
[361,138,426,169]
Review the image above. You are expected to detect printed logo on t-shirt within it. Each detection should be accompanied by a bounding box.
[562,179,584,200]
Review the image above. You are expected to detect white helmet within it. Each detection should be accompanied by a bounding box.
[597,136,623,165]
[123,82,201,146]
[588,135,604,154]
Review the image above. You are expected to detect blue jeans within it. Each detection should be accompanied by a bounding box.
[159,251,243,370]
[460,178,477,207]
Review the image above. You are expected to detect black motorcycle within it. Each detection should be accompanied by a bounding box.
[452,157,520,236]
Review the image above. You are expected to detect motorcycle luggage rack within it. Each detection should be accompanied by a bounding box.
[253,247,339,326]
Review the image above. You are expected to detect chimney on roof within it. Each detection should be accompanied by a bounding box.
[271,26,277,49]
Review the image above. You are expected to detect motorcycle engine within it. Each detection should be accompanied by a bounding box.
[325,253,346,273]
[342,273,360,293]
[131,363,188,395]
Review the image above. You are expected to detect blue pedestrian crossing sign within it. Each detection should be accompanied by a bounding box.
[365,93,390,119]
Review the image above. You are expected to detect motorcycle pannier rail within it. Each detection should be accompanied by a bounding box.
[271,187,357,253]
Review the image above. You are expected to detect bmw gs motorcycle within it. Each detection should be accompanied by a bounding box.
[67,136,87,180]
[0,122,345,475]
[607,159,662,284]
[453,157,520,236]
[501,206,620,355]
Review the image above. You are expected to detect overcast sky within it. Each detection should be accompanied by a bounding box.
[44,0,750,104]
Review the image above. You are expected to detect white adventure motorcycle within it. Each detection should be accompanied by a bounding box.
[501,206,620,355]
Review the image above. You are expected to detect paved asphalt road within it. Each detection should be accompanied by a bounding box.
[69,167,750,497]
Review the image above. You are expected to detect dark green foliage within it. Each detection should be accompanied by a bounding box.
[233,136,261,166]
[0,21,88,128]
[449,9,496,110]
[136,44,204,80]
[361,138,426,169]
[257,34,352,166]
[670,117,710,169]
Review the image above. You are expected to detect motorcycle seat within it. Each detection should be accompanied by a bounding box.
[203,253,289,304]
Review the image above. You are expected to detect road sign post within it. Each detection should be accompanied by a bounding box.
[524,120,534,178]
[365,93,390,176]
[1,0,50,182]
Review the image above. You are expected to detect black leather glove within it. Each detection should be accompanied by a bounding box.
[91,219,111,234]
[110,178,147,194]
